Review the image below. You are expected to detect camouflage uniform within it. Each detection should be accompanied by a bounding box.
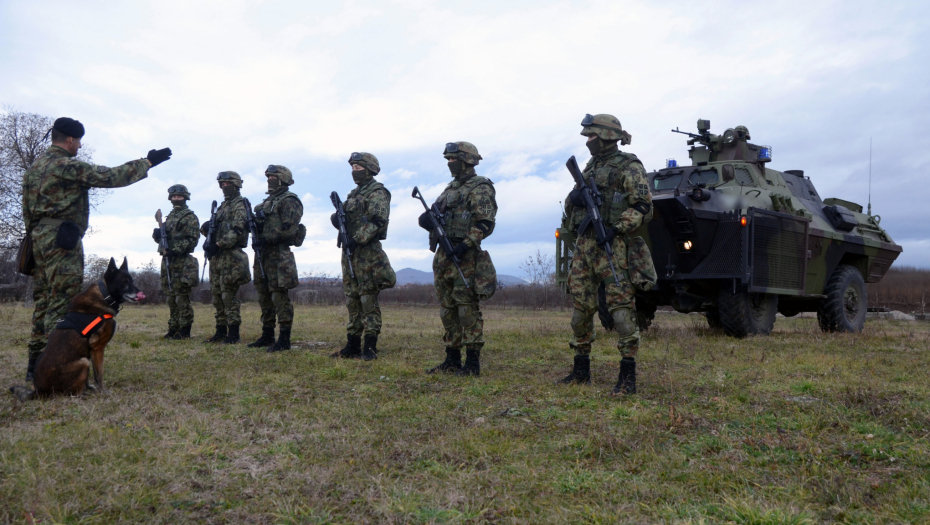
[331,152,396,360]
[423,142,497,376]
[152,185,201,339]
[561,114,652,394]
[202,172,251,343]
[249,165,303,352]
[22,144,150,363]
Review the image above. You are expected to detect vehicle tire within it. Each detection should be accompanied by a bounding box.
[705,307,723,330]
[597,282,614,331]
[817,264,867,333]
[635,300,657,332]
[717,288,777,338]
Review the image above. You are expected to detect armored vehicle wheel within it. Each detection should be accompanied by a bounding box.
[817,264,867,333]
[717,289,777,338]
[705,307,723,330]
[635,301,657,332]
[597,282,614,331]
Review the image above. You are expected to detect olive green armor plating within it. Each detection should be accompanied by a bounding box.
[436,176,496,242]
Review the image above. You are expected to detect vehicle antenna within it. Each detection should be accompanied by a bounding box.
[868,137,872,216]
[559,200,566,218]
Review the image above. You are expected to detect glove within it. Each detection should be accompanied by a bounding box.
[146,148,172,168]
[203,244,218,259]
[330,212,340,229]
[450,241,470,260]
[418,211,434,231]
[568,187,586,207]
[345,237,358,252]
[152,228,161,242]
[596,226,616,246]
[253,237,266,249]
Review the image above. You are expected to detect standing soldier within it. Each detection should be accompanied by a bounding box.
[152,184,201,340]
[418,142,497,376]
[559,114,652,394]
[246,165,305,352]
[21,117,170,381]
[330,152,395,360]
[201,171,251,344]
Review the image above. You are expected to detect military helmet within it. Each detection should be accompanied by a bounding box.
[443,141,482,165]
[735,125,751,140]
[167,184,190,200]
[217,171,242,188]
[580,113,631,145]
[348,152,381,174]
[265,165,294,185]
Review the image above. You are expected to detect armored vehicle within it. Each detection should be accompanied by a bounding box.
[556,119,902,337]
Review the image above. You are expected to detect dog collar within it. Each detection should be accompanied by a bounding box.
[98,279,119,309]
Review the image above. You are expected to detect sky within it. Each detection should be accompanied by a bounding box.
[1,0,928,278]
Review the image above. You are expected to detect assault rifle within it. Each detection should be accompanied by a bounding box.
[566,155,621,286]
[330,191,354,279]
[243,198,265,280]
[201,200,218,281]
[155,209,172,291]
[411,186,468,288]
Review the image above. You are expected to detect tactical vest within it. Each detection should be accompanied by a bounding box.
[569,151,640,233]
[216,196,248,249]
[346,181,390,241]
[166,208,197,254]
[256,190,303,245]
[438,175,494,241]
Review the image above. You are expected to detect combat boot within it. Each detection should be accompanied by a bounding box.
[163,328,178,339]
[205,325,227,343]
[25,356,37,382]
[248,326,275,348]
[361,334,378,361]
[176,325,192,340]
[612,357,637,395]
[455,347,481,377]
[330,334,361,359]
[557,355,591,384]
[426,347,462,374]
[267,327,292,353]
[222,324,241,344]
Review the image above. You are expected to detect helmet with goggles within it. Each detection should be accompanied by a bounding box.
[265,165,294,185]
[443,141,482,165]
[167,184,190,200]
[216,171,243,188]
[580,113,631,145]
[348,152,380,175]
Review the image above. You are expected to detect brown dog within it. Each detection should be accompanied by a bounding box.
[11,257,144,400]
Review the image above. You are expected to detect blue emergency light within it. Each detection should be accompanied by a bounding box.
[758,147,772,160]
[666,159,678,168]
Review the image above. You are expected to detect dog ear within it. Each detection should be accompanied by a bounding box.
[106,258,117,275]
[120,257,129,271]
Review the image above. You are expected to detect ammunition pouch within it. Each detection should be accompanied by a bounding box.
[52,219,82,250]
[16,233,35,276]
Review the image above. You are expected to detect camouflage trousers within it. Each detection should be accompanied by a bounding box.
[433,247,483,349]
[342,241,393,337]
[166,287,194,330]
[254,274,294,329]
[28,223,84,359]
[209,249,251,326]
[568,235,638,357]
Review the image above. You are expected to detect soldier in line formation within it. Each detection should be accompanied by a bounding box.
[22,113,650,396]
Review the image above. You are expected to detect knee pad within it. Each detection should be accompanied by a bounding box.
[440,306,457,330]
[570,308,593,337]
[458,304,478,330]
[345,295,361,316]
[360,294,378,315]
[611,308,636,338]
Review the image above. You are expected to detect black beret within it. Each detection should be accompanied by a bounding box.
[53,117,85,138]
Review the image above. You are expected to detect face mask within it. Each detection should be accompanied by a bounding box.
[448,159,464,177]
[267,178,280,191]
[222,185,238,198]
[352,168,369,184]
[586,137,603,156]
[171,200,185,208]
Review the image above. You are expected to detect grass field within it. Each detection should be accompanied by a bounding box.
[1,303,929,524]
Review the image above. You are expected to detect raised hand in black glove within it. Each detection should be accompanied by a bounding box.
[418,211,436,231]
[596,225,616,246]
[450,241,470,261]
[146,148,172,168]
[330,212,340,229]
[568,186,586,207]
[253,237,266,249]
[203,244,218,259]
[345,237,358,251]
[152,228,162,242]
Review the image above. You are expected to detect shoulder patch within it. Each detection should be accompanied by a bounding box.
[95,165,110,174]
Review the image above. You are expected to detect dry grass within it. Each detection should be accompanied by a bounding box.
[1,304,929,524]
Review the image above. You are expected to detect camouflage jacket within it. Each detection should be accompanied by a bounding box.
[565,147,652,236]
[201,193,248,250]
[433,169,497,248]
[22,145,150,232]
[152,205,200,255]
[345,178,390,245]
[255,187,303,246]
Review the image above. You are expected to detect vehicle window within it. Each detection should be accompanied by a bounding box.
[689,169,719,186]
[734,167,755,186]
[653,173,682,191]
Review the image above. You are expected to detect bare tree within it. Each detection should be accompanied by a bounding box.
[519,248,556,286]
[0,108,104,249]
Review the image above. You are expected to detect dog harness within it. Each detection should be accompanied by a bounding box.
[54,280,118,338]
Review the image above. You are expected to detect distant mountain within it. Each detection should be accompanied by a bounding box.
[395,267,527,286]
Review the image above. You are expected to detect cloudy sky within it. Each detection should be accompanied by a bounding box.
[1,0,928,277]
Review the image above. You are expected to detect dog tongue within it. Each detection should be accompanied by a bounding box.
[136,291,146,300]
